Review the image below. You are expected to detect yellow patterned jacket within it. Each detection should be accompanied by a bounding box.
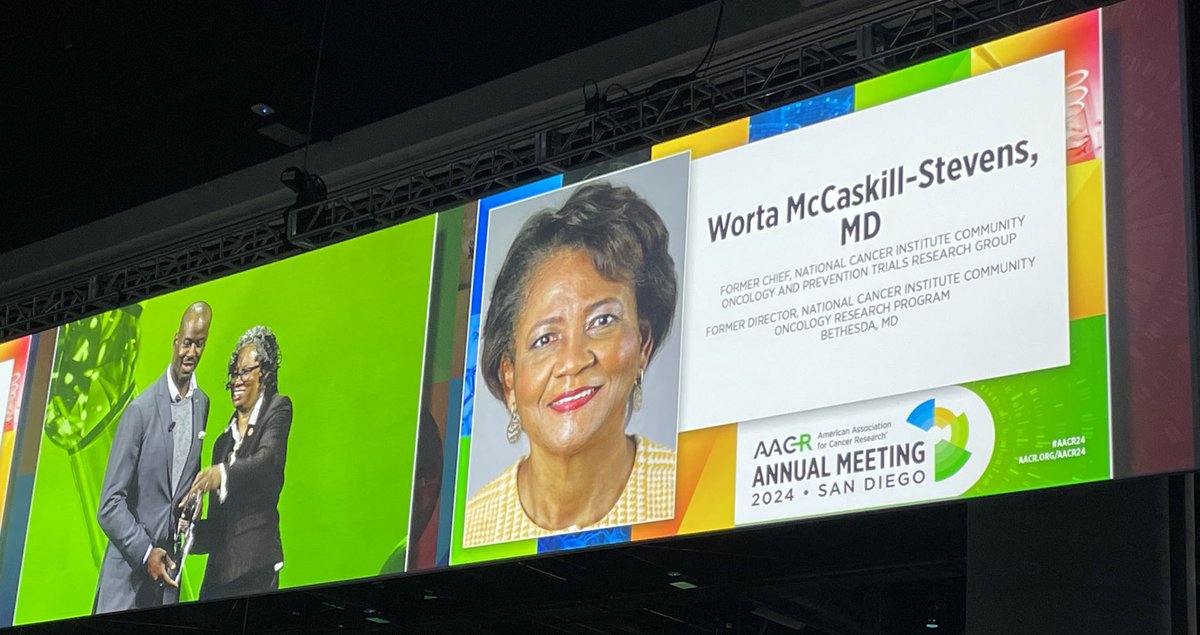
[463,435,676,548]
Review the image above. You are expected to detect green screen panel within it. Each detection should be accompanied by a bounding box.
[15,216,436,624]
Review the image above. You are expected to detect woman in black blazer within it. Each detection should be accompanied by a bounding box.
[186,325,292,601]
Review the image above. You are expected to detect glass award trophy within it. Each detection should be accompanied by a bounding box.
[171,491,202,583]
[43,306,141,567]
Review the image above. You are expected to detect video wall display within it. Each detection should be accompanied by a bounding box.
[0,3,1194,626]
[7,218,436,624]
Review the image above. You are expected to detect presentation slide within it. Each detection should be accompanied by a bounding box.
[450,9,1112,558]
[682,53,1068,429]
[670,18,1107,533]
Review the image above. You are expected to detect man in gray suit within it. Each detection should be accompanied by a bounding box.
[94,302,212,614]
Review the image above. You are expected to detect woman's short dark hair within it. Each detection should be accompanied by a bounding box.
[480,181,677,401]
[228,325,282,396]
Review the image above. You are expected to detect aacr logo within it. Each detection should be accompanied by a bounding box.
[906,398,971,481]
[750,434,813,458]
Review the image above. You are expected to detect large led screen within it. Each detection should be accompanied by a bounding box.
[445,10,1109,567]
[8,218,436,624]
[0,1,1193,626]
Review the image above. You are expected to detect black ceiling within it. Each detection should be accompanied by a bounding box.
[3,1,717,255]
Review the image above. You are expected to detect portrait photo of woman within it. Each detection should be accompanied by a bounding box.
[463,153,690,548]
[186,325,292,600]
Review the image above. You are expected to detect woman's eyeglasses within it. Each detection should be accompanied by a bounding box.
[229,364,261,383]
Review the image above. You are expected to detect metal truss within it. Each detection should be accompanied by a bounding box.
[1,0,1105,341]
[0,219,284,340]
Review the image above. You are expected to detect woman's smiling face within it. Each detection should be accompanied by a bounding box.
[501,249,652,458]
[230,346,262,412]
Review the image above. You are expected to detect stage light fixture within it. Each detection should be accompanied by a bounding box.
[252,103,275,117]
[280,166,327,210]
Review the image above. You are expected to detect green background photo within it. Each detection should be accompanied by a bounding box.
[14,215,436,625]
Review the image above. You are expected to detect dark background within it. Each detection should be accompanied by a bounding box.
[1,1,1196,632]
[1,1,715,254]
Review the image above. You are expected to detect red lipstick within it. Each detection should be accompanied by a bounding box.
[549,386,600,413]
